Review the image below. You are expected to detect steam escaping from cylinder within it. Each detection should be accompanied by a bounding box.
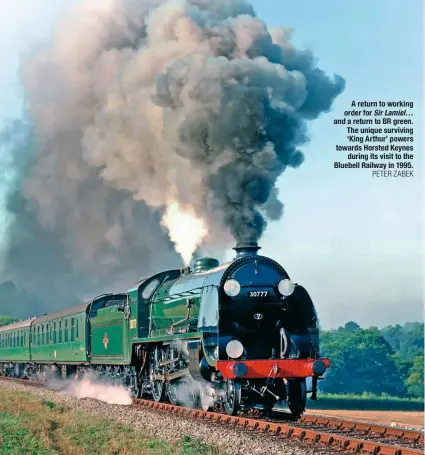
[1,0,345,301]
[40,371,133,405]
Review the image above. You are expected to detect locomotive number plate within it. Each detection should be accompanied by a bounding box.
[248,291,268,297]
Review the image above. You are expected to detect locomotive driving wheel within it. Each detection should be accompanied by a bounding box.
[224,380,241,416]
[166,380,180,405]
[149,347,165,402]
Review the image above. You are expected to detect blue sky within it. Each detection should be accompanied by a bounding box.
[0,0,423,328]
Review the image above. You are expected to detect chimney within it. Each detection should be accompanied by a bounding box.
[233,242,261,259]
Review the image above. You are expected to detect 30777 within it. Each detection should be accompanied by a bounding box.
[248,291,268,297]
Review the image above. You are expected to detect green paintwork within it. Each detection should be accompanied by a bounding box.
[149,279,201,336]
[128,289,139,341]
[90,306,130,364]
[31,310,88,363]
[0,259,225,369]
[0,326,31,362]
[132,331,202,344]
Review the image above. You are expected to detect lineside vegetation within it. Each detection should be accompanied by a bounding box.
[0,389,220,455]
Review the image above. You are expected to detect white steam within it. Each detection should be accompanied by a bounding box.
[47,373,133,406]
[161,202,208,265]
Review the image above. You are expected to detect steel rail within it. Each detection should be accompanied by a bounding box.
[299,414,423,445]
[134,399,423,455]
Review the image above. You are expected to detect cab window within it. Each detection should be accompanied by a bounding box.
[141,279,160,300]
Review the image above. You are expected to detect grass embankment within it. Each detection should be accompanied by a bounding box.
[307,393,424,411]
[0,390,219,455]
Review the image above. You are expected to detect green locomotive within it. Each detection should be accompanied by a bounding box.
[0,243,329,417]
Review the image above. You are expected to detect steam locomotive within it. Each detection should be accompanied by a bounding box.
[0,242,329,417]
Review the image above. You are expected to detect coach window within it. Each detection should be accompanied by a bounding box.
[24,332,26,347]
[76,319,79,341]
[53,322,57,343]
[37,326,40,345]
[64,320,68,342]
[71,318,75,342]
[59,321,62,343]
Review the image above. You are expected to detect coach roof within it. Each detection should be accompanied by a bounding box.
[32,303,90,325]
[0,318,36,333]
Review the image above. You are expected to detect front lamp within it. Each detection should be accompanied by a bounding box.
[226,340,244,359]
[278,279,295,297]
[224,279,241,297]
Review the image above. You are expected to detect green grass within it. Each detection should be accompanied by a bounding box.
[307,392,424,411]
[0,389,222,455]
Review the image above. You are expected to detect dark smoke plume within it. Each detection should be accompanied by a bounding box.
[0,0,344,317]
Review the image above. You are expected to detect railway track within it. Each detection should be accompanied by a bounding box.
[1,376,423,455]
